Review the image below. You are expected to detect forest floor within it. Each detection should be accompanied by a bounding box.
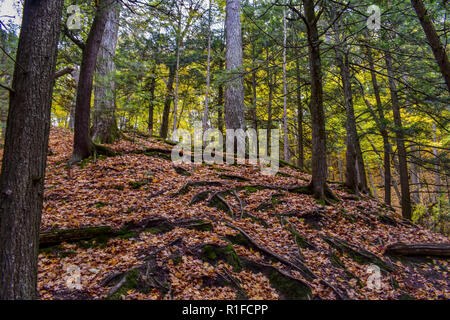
[35,127,449,300]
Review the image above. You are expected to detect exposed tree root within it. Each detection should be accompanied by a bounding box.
[321,235,395,273]
[172,180,224,197]
[173,165,191,176]
[218,174,250,182]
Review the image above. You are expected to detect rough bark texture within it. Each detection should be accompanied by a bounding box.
[366,46,391,205]
[302,0,328,199]
[92,1,120,144]
[334,33,358,192]
[0,0,63,299]
[202,0,212,133]
[296,56,304,169]
[147,65,157,136]
[224,0,245,131]
[71,0,112,163]
[385,51,412,220]
[282,8,289,162]
[160,63,176,139]
[410,0,450,91]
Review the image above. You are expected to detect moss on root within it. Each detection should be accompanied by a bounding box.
[201,244,242,272]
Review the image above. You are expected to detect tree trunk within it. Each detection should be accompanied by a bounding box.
[410,0,450,91]
[282,8,289,162]
[92,2,119,143]
[224,0,245,131]
[147,65,157,136]
[296,56,304,169]
[71,0,112,163]
[385,51,412,220]
[202,0,212,133]
[432,122,441,202]
[92,1,120,144]
[366,45,391,205]
[160,63,176,139]
[302,0,329,199]
[0,0,63,299]
[333,37,359,192]
[172,20,182,136]
[217,83,224,135]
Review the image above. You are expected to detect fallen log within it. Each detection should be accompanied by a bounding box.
[40,226,115,247]
[384,242,450,257]
[40,217,213,247]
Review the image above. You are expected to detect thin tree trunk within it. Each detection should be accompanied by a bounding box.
[172,19,182,136]
[92,1,120,144]
[385,51,412,219]
[0,0,63,299]
[296,56,304,169]
[366,45,392,205]
[410,0,450,91]
[71,0,112,163]
[224,0,245,131]
[147,65,157,136]
[432,122,441,202]
[282,8,289,162]
[160,63,176,139]
[333,33,359,192]
[202,0,212,133]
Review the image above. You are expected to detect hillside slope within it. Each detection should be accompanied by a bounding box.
[37,128,449,300]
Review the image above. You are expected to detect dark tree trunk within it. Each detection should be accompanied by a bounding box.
[296,56,304,169]
[160,63,176,139]
[301,0,329,199]
[0,0,63,299]
[385,51,412,220]
[355,140,369,193]
[147,66,157,136]
[410,0,450,91]
[217,83,224,135]
[366,45,391,205]
[71,0,112,163]
[251,70,258,131]
[224,0,245,131]
[334,43,359,192]
[92,1,120,144]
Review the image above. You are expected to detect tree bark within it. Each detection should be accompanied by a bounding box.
[282,8,289,162]
[366,45,391,205]
[160,63,176,139]
[147,65,157,136]
[385,51,412,220]
[296,56,304,169]
[202,0,212,133]
[0,0,63,299]
[301,0,329,199]
[224,0,245,131]
[410,0,450,91]
[92,1,120,144]
[71,0,113,163]
[333,32,359,192]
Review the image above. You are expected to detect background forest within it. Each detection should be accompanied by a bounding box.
[0,1,449,229]
[0,0,449,300]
